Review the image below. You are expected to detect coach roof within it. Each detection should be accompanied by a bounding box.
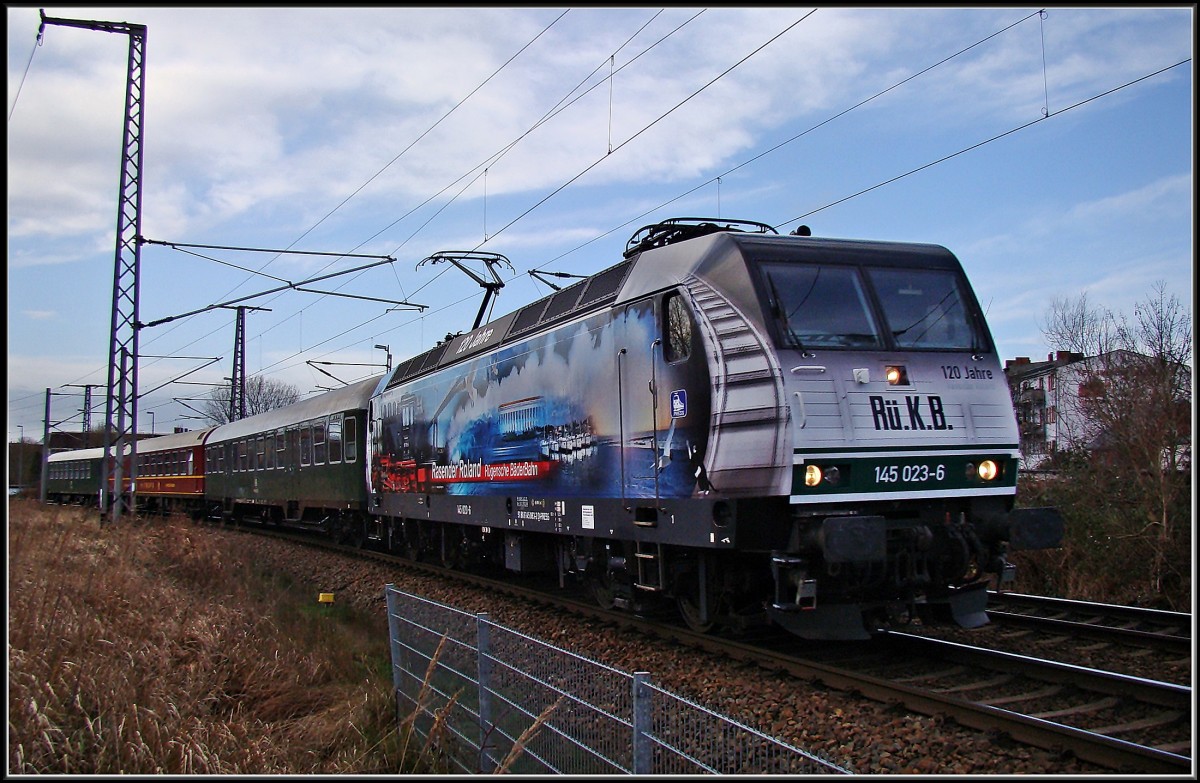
[208,376,382,444]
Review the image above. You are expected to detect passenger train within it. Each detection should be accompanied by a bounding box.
[44,217,1064,640]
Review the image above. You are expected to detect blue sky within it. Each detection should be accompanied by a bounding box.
[7,6,1194,444]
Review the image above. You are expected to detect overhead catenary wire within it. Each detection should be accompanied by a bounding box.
[153,8,682,381]
[133,8,579,379]
[220,10,711,378]
[16,8,583,421]
[270,54,1191,389]
[249,9,803,379]
[201,9,573,306]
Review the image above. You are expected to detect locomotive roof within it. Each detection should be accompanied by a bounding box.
[379,227,965,392]
[208,375,382,443]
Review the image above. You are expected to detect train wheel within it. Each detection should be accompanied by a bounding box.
[588,569,619,610]
[677,595,715,634]
[676,577,717,634]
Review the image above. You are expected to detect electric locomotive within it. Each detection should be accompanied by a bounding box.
[366,218,1064,640]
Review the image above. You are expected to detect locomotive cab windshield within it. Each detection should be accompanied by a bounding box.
[759,256,989,353]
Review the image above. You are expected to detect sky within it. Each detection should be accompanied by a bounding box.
[7,5,1194,445]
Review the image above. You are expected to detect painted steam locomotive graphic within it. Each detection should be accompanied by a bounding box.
[371,302,710,501]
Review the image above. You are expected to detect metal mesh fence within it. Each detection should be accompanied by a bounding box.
[386,585,847,775]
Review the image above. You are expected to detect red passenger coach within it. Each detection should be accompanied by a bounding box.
[132,427,216,515]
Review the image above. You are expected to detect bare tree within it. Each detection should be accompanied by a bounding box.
[1036,282,1192,605]
[1040,291,1119,356]
[201,376,302,425]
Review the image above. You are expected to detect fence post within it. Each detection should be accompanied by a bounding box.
[632,671,652,774]
[385,586,402,695]
[476,612,497,773]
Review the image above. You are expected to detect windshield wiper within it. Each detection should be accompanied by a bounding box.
[766,275,806,351]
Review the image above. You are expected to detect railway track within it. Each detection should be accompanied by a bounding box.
[825,632,1191,773]
[986,591,1192,652]
[905,590,1192,688]
[231,521,1192,774]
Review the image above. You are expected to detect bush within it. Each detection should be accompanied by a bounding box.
[1012,471,1191,610]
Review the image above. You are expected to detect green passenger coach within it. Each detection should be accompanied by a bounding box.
[204,376,379,541]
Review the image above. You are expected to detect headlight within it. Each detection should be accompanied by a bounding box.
[804,464,822,486]
[976,459,999,481]
[885,365,908,385]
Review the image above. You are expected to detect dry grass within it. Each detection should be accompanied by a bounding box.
[6,499,439,774]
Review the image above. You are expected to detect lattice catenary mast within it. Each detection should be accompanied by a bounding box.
[39,10,147,522]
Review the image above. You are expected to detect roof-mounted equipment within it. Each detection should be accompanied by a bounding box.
[623,217,777,258]
[418,251,514,330]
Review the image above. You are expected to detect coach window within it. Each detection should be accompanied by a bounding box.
[344,416,357,463]
[664,292,691,363]
[266,433,275,470]
[328,414,343,463]
[300,424,312,466]
[276,428,286,469]
[313,418,327,465]
[187,450,194,475]
[256,436,266,471]
[286,426,297,469]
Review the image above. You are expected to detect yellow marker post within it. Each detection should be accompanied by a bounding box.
[318,592,334,604]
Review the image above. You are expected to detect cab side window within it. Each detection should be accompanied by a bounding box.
[664,292,692,363]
